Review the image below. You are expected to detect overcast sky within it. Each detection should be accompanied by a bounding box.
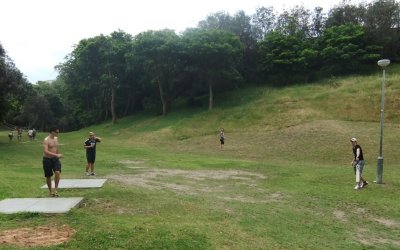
[1,0,368,83]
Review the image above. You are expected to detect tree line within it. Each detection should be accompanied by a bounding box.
[1,0,399,131]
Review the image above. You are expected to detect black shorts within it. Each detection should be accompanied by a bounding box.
[220,138,225,145]
[43,157,61,177]
[86,153,96,164]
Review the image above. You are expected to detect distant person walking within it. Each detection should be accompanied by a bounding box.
[43,127,63,197]
[32,128,37,140]
[350,138,368,190]
[84,132,102,176]
[17,127,23,142]
[219,128,225,150]
[28,129,33,141]
[8,130,13,142]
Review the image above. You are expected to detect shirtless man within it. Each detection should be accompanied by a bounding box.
[43,127,63,197]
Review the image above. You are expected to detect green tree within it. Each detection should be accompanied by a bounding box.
[17,94,53,131]
[276,5,312,37]
[310,7,327,37]
[198,11,257,83]
[258,31,318,84]
[251,6,277,41]
[130,29,182,115]
[181,29,244,110]
[320,24,381,74]
[325,2,366,28]
[0,42,31,124]
[56,31,133,126]
[101,31,134,124]
[363,0,400,59]
[56,36,107,126]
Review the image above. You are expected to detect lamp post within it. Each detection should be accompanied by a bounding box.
[376,59,390,184]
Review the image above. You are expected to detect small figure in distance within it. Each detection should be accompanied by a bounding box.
[43,127,63,197]
[28,128,33,141]
[32,128,37,140]
[84,132,102,176]
[17,127,23,142]
[350,138,368,190]
[8,130,13,142]
[220,128,225,150]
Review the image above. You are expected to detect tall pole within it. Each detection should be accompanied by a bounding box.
[376,59,390,184]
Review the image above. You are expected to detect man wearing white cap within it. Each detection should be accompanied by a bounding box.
[350,138,368,189]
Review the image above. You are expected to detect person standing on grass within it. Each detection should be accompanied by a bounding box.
[8,130,13,142]
[219,128,225,150]
[32,128,37,140]
[17,127,23,142]
[43,127,63,197]
[350,138,368,190]
[84,132,101,176]
[28,128,33,141]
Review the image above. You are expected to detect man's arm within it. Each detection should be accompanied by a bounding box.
[84,140,92,148]
[356,148,360,160]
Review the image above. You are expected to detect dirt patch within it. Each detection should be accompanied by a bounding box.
[0,224,75,247]
[118,160,146,165]
[372,217,400,228]
[111,168,265,181]
[220,192,283,204]
[333,210,347,222]
[355,228,400,247]
[107,168,268,198]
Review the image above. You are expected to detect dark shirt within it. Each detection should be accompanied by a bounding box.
[85,138,99,154]
[352,145,364,161]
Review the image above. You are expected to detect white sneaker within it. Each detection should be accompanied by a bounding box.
[85,172,90,176]
[354,185,361,190]
[90,172,96,176]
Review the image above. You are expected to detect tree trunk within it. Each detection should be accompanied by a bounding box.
[124,95,134,116]
[108,69,117,125]
[111,83,117,124]
[158,80,167,116]
[208,80,213,111]
[103,89,109,121]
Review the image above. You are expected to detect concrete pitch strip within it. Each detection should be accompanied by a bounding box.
[0,179,106,214]
[40,179,107,189]
[0,197,83,214]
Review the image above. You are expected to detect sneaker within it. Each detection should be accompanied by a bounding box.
[354,185,361,190]
[363,181,368,187]
[85,172,90,176]
[90,172,96,176]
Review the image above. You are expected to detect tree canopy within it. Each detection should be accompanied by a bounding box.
[2,0,399,130]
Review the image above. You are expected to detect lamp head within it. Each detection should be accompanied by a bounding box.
[377,59,390,68]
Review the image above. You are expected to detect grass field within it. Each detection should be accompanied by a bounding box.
[1,67,400,249]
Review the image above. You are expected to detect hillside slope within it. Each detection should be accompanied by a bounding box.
[78,64,400,167]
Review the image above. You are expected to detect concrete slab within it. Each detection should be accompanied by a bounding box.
[0,197,83,214]
[40,179,107,189]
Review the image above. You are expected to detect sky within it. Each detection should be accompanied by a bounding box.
[1,0,367,84]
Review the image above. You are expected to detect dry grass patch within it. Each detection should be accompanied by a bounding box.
[372,217,400,227]
[108,168,274,203]
[355,228,400,247]
[333,210,347,222]
[0,224,75,248]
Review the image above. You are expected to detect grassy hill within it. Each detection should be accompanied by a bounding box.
[90,64,400,166]
[0,65,399,249]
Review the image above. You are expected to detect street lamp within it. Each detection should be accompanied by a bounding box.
[376,59,390,184]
